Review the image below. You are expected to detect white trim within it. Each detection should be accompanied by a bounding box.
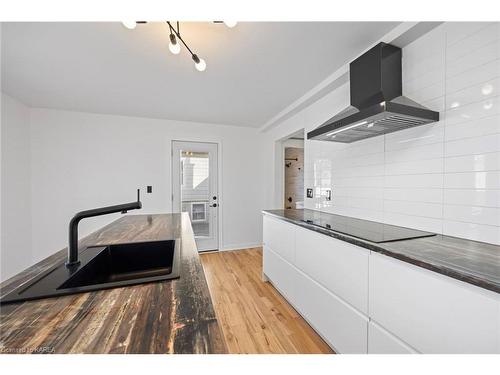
[221,242,263,251]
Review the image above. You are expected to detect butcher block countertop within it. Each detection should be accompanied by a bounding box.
[0,213,227,354]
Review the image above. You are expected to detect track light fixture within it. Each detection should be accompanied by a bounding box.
[168,32,181,55]
[121,21,237,72]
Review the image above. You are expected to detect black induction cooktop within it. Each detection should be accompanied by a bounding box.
[301,214,436,243]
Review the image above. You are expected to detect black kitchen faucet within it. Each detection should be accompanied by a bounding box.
[66,189,142,267]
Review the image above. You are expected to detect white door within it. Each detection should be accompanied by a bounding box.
[172,141,219,252]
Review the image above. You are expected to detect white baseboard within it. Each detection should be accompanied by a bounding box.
[220,242,263,252]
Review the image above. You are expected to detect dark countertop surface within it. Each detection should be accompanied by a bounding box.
[263,209,500,294]
[0,213,227,354]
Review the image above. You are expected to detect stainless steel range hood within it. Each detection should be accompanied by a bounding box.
[307,42,439,143]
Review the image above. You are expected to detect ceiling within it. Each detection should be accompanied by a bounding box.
[1,22,399,127]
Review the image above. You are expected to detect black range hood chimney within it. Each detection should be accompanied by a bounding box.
[308,42,439,143]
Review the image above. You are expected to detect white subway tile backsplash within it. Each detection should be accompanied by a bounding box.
[385,142,444,163]
[445,22,494,46]
[404,70,444,97]
[385,174,443,189]
[445,77,499,110]
[444,152,500,172]
[332,206,385,223]
[384,187,443,204]
[445,96,500,127]
[446,40,500,78]
[445,133,500,157]
[303,22,500,244]
[334,175,384,188]
[444,115,500,141]
[444,189,500,208]
[446,23,500,62]
[442,220,500,244]
[444,171,500,189]
[385,158,444,175]
[335,186,384,200]
[443,205,500,226]
[446,59,500,94]
[383,212,443,233]
[339,152,385,168]
[384,200,443,219]
[332,164,385,177]
[384,122,444,151]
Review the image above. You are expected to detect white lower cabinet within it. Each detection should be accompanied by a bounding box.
[263,246,296,303]
[295,226,369,314]
[369,252,500,354]
[264,245,368,353]
[263,215,295,264]
[368,321,417,354]
[294,267,368,353]
[262,214,500,354]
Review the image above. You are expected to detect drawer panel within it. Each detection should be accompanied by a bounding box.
[368,321,417,354]
[263,246,296,303]
[369,252,500,353]
[295,226,369,314]
[294,267,368,354]
[263,215,295,264]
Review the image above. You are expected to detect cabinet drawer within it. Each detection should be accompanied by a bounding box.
[369,252,500,353]
[368,321,417,354]
[294,267,368,354]
[263,246,296,303]
[263,216,295,263]
[295,226,369,314]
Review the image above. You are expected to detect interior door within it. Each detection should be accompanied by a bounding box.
[172,141,219,252]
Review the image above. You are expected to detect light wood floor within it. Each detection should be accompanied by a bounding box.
[200,247,334,354]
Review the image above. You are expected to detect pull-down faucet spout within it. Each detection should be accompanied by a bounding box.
[66,189,142,268]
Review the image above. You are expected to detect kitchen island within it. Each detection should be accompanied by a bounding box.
[0,213,227,354]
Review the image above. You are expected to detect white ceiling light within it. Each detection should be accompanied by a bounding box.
[122,21,137,30]
[168,33,181,55]
[192,55,207,71]
[123,21,230,72]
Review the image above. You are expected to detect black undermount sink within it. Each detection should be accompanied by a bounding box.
[0,240,180,305]
[59,241,177,289]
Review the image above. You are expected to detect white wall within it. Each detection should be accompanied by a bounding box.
[0,102,267,280]
[1,94,33,280]
[263,22,500,245]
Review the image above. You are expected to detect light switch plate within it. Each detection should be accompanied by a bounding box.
[325,189,332,201]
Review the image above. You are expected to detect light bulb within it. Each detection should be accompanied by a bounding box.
[169,41,181,54]
[122,21,137,30]
[224,21,238,28]
[168,34,181,54]
[195,58,206,72]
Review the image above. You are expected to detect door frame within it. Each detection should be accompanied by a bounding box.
[170,139,223,252]
[274,129,306,209]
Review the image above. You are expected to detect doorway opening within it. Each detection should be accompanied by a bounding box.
[172,141,219,252]
[282,130,304,210]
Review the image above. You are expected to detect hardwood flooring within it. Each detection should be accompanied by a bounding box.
[200,247,334,354]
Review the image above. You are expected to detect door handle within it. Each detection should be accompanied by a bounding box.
[209,203,218,208]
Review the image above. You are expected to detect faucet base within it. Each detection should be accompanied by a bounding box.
[65,260,81,268]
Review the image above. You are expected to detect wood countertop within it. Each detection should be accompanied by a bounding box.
[0,213,227,354]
